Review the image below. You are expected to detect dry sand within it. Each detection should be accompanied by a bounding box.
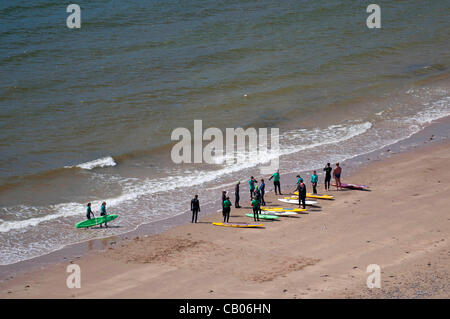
[1,141,449,299]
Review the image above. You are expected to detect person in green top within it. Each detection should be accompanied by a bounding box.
[223,196,232,223]
[269,170,282,195]
[251,198,260,222]
[311,171,318,194]
[86,203,94,220]
[100,201,108,228]
[248,176,257,200]
[296,175,303,184]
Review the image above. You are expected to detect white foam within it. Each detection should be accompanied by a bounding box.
[65,156,117,170]
[403,96,450,126]
[0,203,82,233]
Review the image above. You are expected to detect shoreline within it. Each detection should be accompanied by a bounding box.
[1,136,449,298]
[1,115,449,283]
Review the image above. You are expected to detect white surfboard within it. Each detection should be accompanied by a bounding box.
[278,198,318,205]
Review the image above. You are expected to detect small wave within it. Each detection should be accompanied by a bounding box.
[0,203,82,233]
[66,156,117,170]
[403,96,450,126]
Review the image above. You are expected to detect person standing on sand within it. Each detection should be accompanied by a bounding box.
[311,171,318,194]
[223,196,232,223]
[324,163,332,191]
[248,176,256,200]
[100,202,108,228]
[191,195,200,223]
[294,181,307,209]
[221,191,227,215]
[234,181,241,208]
[254,185,261,201]
[333,163,342,190]
[260,178,266,206]
[251,197,260,222]
[269,170,282,195]
[254,185,263,214]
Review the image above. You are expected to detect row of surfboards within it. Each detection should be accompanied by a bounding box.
[212,183,368,227]
[212,193,333,228]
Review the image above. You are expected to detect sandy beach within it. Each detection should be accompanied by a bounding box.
[1,137,449,299]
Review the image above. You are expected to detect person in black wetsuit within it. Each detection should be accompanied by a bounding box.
[191,195,200,223]
[260,178,266,206]
[324,163,332,191]
[234,181,241,208]
[294,181,307,209]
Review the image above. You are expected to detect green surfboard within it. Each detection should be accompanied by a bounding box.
[75,214,118,228]
[245,213,278,220]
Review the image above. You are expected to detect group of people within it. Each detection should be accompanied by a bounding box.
[85,202,109,228]
[190,163,343,224]
[324,162,342,190]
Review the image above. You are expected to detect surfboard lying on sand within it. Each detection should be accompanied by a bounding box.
[245,213,278,220]
[332,183,368,190]
[75,214,118,228]
[212,222,264,228]
[260,207,307,213]
[294,192,334,200]
[278,198,318,205]
[257,210,299,216]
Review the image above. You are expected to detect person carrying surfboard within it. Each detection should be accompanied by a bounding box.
[86,203,94,220]
[311,171,318,194]
[251,197,261,222]
[323,163,332,191]
[191,195,200,223]
[99,201,108,228]
[269,170,282,195]
[223,196,232,223]
[333,163,342,190]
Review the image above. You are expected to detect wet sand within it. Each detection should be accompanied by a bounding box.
[1,139,449,298]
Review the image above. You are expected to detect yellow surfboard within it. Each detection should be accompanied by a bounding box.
[293,192,334,200]
[212,222,264,228]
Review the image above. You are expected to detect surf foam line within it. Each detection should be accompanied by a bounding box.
[65,156,117,170]
[0,121,372,234]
